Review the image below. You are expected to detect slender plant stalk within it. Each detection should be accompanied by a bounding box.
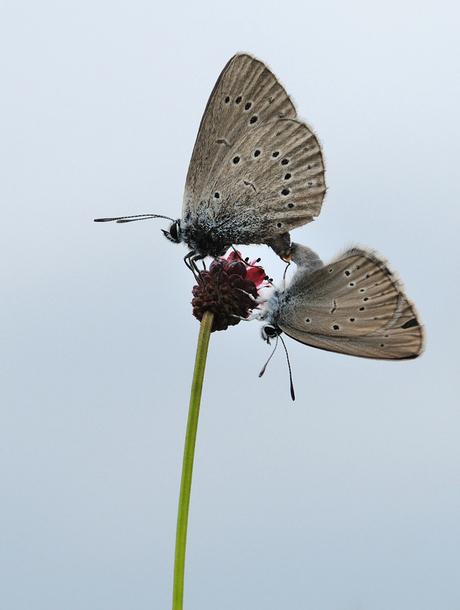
[172,311,214,610]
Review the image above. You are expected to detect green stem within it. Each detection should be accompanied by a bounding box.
[172,311,214,610]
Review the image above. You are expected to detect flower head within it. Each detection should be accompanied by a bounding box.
[191,251,267,332]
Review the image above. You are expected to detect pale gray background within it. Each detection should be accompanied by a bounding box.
[1,1,459,609]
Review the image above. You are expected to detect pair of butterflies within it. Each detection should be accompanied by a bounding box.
[96,53,425,361]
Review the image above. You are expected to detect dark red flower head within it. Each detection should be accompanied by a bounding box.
[191,251,267,332]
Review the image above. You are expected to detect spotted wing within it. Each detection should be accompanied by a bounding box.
[183,54,326,245]
[278,248,425,360]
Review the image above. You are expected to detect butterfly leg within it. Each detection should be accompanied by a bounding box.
[184,250,206,278]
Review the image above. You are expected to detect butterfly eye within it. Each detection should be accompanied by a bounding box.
[264,325,278,338]
[168,221,180,241]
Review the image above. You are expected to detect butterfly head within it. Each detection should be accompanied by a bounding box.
[261,323,282,345]
[162,219,182,244]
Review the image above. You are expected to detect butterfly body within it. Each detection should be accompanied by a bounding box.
[167,203,290,259]
[260,243,425,360]
[164,206,269,258]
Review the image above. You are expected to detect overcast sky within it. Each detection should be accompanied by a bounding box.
[2,1,459,608]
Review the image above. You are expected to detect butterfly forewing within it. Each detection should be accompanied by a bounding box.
[184,54,296,210]
[277,248,425,359]
[183,53,326,248]
[282,295,424,359]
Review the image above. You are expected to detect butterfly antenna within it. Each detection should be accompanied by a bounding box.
[94,214,175,223]
[259,335,279,378]
[279,335,296,401]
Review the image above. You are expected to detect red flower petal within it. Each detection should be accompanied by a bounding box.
[245,266,266,286]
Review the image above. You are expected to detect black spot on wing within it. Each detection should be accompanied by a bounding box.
[401,318,419,329]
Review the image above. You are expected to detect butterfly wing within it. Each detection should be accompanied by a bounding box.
[182,54,326,254]
[277,248,425,359]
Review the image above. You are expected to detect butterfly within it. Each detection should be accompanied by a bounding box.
[95,53,326,264]
[259,242,425,360]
